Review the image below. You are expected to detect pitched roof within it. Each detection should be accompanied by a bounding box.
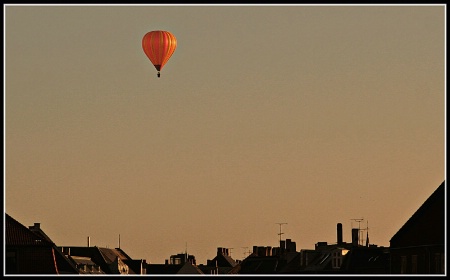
[177,262,204,274]
[98,247,130,264]
[5,213,54,247]
[238,255,283,274]
[69,256,106,274]
[58,246,136,274]
[5,213,63,274]
[70,256,98,266]
[301,251,333,272]
[390,180,445,244]
[197,264,236,274]
[209,252,238,267]
[29,223,55,244]
[278,252,302,274]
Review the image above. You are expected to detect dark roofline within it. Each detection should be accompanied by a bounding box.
[6,213,79,274]
[29,223,55,244]
[53,246,80,273]
[389,180,445,243]
[115,247,133,259]
[5,213,54,247]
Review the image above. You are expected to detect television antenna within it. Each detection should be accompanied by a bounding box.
[228,247,234,257]
[242,247,251,258]
[351,218,366,246]
[276,223,288,246]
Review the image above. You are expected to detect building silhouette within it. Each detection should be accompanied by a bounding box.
[389,180,445,274]
[5,180,445,275]
[5,214,78,274]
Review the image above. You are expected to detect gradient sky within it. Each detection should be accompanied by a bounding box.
[4,4,446,265]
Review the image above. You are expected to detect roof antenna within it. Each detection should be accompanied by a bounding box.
[242,247,252,258]
[351,218,364,246]
[276,223,288,247]
[228,248,234,257]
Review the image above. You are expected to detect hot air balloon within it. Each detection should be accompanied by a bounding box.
[142,30,177,78]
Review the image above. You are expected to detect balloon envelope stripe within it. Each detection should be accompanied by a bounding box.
[162,32,176,69]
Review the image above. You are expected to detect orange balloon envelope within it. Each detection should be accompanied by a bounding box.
[142,30,177,78]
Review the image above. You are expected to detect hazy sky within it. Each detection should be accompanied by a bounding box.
[4,4,446,265]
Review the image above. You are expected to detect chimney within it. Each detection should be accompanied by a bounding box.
[286,240,296,252]
[272,247,279,256]
[87,236,91,247]
[315,242,328,250]
[257,246,265,257]
[337,223,343,244]
[351,228,359,246]
[29,223,40,230]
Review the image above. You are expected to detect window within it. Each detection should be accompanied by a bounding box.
[331,249,348,269]
[434,253,444,274]
[401,256,407,274]
[332,251,342,269]
[6,250,17,274]
[411,255,417,273]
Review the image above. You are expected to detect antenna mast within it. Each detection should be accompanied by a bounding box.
[275,223,288,247]
[242,247,251,258]
[228,248,234,257]
[351,218,365,246]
